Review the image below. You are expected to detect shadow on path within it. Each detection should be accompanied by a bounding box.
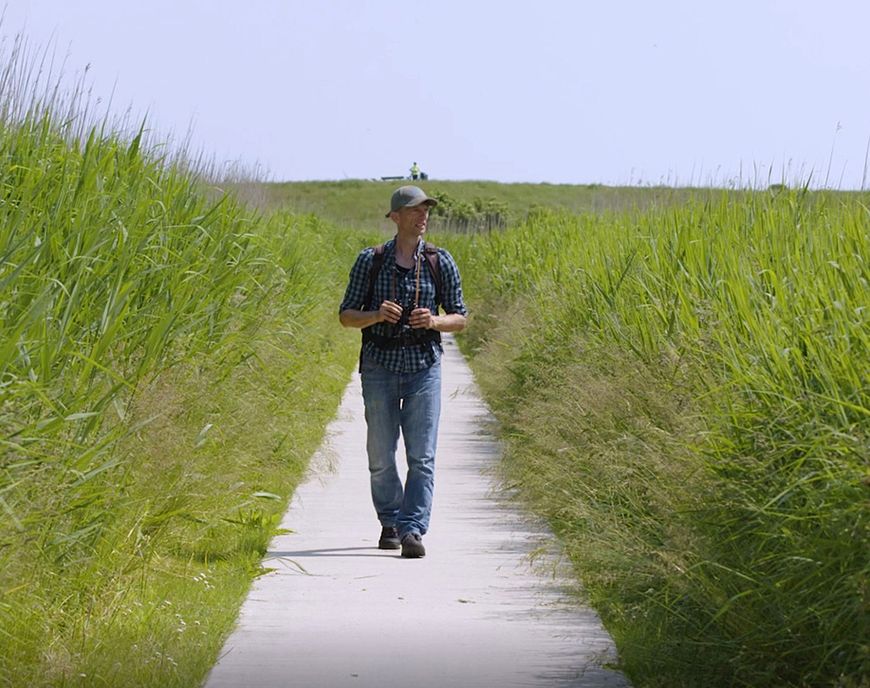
[265,547,391,559]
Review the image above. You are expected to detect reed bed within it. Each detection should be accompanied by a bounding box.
[448,190,869,687]
[0,33,363,686]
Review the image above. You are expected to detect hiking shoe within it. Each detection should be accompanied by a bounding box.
[401,532,426,558]
[378,526,400,550]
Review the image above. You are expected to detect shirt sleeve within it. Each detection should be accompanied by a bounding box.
[437,249,468,316]
[339,249,373,313]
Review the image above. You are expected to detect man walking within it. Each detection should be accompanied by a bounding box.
[339,186,467,558]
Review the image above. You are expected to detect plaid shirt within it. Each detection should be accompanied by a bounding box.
[339,238,468,373]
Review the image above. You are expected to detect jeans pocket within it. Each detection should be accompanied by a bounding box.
[360,353,380,375]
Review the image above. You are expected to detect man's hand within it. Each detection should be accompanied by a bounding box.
[409,307,435,330]
[379,300,403,324]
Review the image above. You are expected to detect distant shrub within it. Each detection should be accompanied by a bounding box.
[429,190,508,232]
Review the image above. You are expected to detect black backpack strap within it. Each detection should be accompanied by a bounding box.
[360,244,385,373]
[365,244,386,311]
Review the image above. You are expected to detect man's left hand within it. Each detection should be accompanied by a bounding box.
[409,308,436,330]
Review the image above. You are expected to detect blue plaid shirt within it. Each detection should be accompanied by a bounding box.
[339,238,468,373]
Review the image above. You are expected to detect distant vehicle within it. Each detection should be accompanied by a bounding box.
[380,172,429,182]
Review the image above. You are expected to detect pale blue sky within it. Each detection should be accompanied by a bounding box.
[3,0,869,188]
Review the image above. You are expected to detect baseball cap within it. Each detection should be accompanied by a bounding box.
[385,186,438,217]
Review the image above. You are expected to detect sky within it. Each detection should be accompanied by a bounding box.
[2,0,869,188]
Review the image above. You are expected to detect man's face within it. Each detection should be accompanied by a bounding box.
[391,203,430,236]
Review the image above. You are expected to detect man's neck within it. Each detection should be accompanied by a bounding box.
[394,234,421,266]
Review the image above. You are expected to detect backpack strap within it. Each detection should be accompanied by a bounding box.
[422,242,442,308]
[364,243,386,311]
[360,244,385,373]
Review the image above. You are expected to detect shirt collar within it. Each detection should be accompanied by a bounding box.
[386,236,424,262]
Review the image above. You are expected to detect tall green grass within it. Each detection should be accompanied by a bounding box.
[448,190,869,687]
[0,33,363,686]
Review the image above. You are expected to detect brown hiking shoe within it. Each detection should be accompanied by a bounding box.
[400,532,426,558]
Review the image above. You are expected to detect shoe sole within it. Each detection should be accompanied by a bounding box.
[378,540,401,550]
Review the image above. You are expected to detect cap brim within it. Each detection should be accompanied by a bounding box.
[385,198,437,217]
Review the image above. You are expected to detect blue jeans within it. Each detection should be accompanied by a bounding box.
[360,353,442,538]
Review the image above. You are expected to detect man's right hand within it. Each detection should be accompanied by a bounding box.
[379,300,403,324]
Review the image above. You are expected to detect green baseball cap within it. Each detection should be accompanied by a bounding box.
[385,185,438,217]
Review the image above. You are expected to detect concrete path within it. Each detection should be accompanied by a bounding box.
[204,336,630,688]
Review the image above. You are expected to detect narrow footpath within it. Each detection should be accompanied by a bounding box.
[204,336,630,688]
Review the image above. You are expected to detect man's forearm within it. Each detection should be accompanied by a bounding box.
[339,309,383,329]
[431,313,467,333]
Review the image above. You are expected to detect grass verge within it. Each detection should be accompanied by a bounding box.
[0,206,365,687]
[446,190,868,687]
[0,37,372,683]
